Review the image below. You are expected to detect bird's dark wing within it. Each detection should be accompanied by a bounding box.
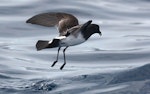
[64,20,92,37]
[64,25,81,37]
[26,12,79,35]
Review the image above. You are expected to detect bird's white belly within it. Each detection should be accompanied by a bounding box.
[60,34,86,46]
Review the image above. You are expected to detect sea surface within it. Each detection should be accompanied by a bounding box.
[0,0,150,94]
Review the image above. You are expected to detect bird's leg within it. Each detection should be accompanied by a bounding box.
[51,47,61,67]
[60,46,68,70]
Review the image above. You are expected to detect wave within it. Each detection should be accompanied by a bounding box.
[109,64,150,84]
[0,74,12,79]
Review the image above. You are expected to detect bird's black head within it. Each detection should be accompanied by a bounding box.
[88,24,102,36]
[81,20,102,40]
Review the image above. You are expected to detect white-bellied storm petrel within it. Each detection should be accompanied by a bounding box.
[26,12,102,70]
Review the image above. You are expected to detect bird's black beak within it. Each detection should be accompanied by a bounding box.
[99,31,102,36]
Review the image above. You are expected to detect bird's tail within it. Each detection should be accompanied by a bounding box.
[36,39,60,51]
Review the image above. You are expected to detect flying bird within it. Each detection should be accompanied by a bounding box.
[26,12,102,70]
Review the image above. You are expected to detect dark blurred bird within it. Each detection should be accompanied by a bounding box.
[26,12,102,70]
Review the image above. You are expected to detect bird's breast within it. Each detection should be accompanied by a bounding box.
[60,33,86,47]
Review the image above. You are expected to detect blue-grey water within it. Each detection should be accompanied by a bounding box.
[0,0,150,94]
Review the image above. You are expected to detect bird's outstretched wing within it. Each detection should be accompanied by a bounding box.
[64,20,92,37]
[26,12,79,35]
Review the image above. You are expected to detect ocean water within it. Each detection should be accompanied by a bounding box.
[0,0,150,94]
